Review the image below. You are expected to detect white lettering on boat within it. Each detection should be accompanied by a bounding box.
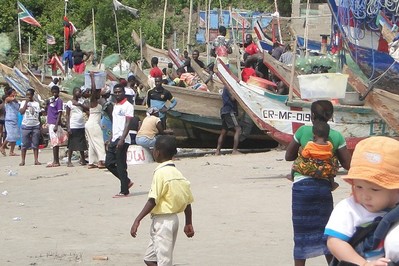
[262,109,311,123]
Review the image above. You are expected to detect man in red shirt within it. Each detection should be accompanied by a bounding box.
[241,58,258,82]
[243,34,260,61]
[149,57,163,78]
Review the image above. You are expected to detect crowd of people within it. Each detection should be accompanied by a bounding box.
[2,28,399,266]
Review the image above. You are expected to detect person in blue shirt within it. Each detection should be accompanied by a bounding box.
[215,88,241,155]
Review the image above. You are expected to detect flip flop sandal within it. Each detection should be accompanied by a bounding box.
[112,193,131,198]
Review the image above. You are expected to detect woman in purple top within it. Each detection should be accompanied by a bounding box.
[46,86,65,167]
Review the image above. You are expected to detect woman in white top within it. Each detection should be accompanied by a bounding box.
[85,72,106,169]
[19,88,41,166]
[66,87,88,167]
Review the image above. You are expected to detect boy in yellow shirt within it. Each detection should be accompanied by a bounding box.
[130,135,194,266]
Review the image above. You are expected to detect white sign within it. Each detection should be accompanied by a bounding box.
[262,109,311,123]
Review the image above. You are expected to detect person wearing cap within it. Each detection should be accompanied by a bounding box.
[285,100,352,266]
[325,136,399,266]
[135,107,166,149]
[146,77,177,130]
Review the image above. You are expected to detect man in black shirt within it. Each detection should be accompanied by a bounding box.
[72,43,89,74]
[184,50,205,73]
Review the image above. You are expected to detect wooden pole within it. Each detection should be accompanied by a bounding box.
[92,8,97,65]
[113,9,122,75]
[288,40,298,102]
[161,0,168,50]
[187,0,193,52]
[274,0,283,44]
[229,6,240,79]
[206,0,212,65]
[28,35,31,65]
[139,27,143,68]
[18,5,22,58]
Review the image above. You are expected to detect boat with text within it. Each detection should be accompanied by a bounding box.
[216,58,398,150]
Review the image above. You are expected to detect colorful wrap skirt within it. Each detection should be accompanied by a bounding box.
[292,178,333,259]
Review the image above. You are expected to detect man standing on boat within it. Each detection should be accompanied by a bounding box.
[210,26,232,67]
[146,77,177,130]
[72,43,90,74]
[243,34,260,61]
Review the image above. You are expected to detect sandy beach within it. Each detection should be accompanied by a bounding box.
[0,147,352,265]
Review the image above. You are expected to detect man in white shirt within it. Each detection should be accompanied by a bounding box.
[105,83,134,198]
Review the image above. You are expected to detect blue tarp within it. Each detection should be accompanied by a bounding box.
[196,10,272,44]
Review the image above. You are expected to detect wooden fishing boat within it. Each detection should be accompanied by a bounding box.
[130,61,271,141]
[327,0,399,95]
[131,30,173,68]
[0,62,72,101]
[325,0,399,133]
[216,58,398,150]
[131,30,237,72]
[167,48,223,92]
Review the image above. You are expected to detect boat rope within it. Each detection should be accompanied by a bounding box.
[369,60,397,84]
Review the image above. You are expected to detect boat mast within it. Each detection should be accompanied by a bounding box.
[161,0,168,50]
[187,0,193,52]
[274,0,282,44]
[113,9,122,75]
[92,8,97,66]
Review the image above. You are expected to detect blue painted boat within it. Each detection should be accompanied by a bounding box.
[327,0,399,95]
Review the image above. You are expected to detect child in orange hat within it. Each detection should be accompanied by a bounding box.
[324,136,399,266]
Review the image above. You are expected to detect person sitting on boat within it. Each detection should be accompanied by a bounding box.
[148,57,163,88]
[211,26,233,67]
[241,57,262,83]
[279,44,295,66]
[243,34,260,62]
[184,50,205,73]
[173,68,208,91]
[146,77,177,129]
[72,43,90,74]
[271,42,284,60]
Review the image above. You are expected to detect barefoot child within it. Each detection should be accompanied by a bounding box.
[130,135,194,266]
[46,86,66,167]
[325,136,399,265]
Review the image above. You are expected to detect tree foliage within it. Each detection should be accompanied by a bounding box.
[0,0,292,65]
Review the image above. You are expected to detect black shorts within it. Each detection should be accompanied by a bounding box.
[221,113,239,130]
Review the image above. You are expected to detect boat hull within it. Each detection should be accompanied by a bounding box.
[327,0,399,95]
[216,59,398,150]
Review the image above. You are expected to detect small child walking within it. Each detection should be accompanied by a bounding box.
[130,135,194,266]
[325,136,399,265]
